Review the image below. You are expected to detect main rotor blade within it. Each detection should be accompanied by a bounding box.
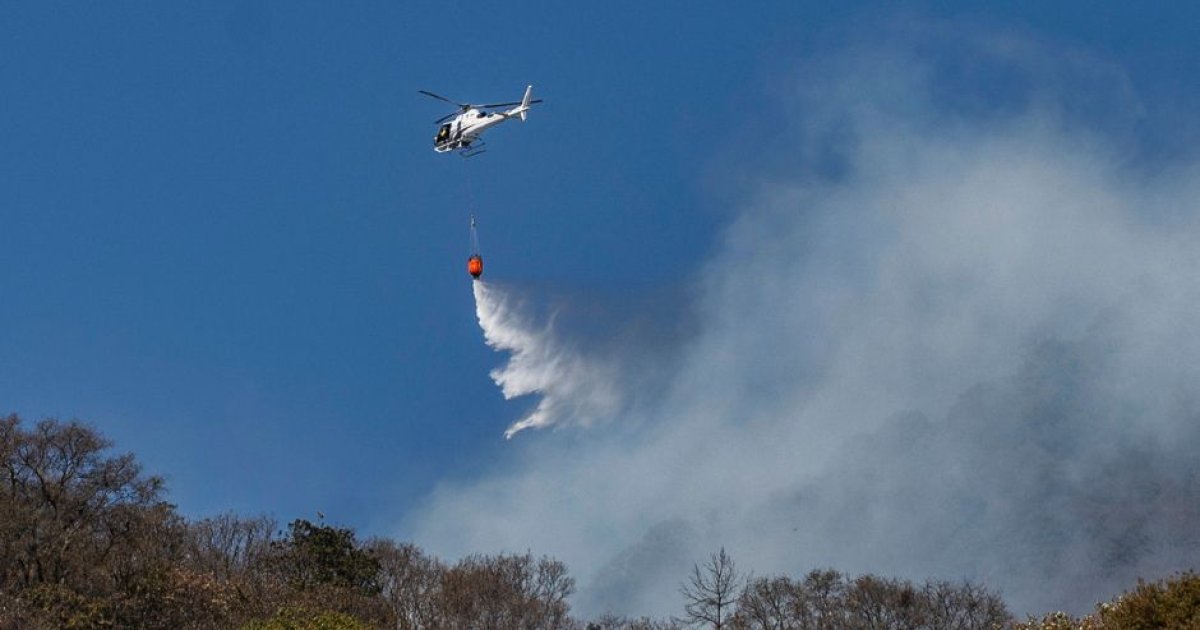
[419,90,468,108]
[476,98,545,109]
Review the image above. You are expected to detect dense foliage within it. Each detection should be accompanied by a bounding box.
[0,415,1194,629]
[1017,572,1200,629]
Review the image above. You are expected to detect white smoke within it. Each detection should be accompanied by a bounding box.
[473,280,621,438]
[414,27,1200,620]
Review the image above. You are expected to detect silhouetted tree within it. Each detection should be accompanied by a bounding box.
[679,547,741,629]
[922,579,1008,629]
[732,570,852,630]
[844,574,924,629]
[735,575,804,629]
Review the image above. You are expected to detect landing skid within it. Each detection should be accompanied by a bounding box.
[460,141,487,158]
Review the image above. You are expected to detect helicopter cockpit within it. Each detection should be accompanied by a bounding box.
[435,123,452,145]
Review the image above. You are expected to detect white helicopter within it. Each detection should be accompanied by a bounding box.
[419,85,542,157]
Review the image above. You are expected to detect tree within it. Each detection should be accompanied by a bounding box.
[843,574,924,629]
[587,614,682,629]
[1096,571,1200,628]
[266,518,389,627]
[0,415,171,592]
[0,415,200,627]
[275,518,382,593]
[735,575,804,630]
[921,579,1009,630]
[186,512,276,583]
[732,570,1008,630]
[369,539,446,630]
[800,569,850,628]
[438,551,575,629]
[180,512,280,625]
[679,547,742,629]
[733,570,853,630]
[243,607,372,630]
[1017,571,1200,629]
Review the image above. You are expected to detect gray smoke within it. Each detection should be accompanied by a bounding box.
[412,26,1200,619]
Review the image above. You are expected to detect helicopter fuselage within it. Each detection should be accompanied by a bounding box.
[434,108,510,153]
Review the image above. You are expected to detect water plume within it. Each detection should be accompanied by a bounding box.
[472,280,621,438]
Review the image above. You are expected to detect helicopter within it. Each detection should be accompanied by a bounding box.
[419,85,542,157]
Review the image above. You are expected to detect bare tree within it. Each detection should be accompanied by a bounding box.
[735,575,803,630]
[438,551,575,629]
[369,539,446,630]
[922,580,1009,630]
[798,569,848,628]
[732,569,1009,630]
[733,570,852,630]
[679,547,742,629]
[588,614,682,629]
[844,574,924,630]
[185,512,276,582]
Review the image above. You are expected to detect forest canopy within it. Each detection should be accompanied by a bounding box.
[0,414,1194,629]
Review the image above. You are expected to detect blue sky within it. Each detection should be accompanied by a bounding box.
[5,2,1200,616]
[0,0,844,524]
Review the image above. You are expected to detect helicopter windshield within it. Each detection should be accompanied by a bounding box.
[436,123,451,144]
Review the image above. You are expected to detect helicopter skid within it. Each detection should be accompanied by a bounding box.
[433,139,486,157]
[460,143,487,158]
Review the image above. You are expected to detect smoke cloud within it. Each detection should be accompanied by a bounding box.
[415,25,1200,620]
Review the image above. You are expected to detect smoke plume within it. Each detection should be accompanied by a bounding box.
[420,25,1200,620]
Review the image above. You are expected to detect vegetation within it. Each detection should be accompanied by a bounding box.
[729,569,1009,629]
[1016,572,1200,629]
[679,547,740,629]
[0,414,1196,629]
